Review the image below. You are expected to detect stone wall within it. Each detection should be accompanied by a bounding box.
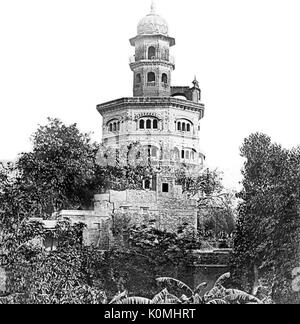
[57,174,198,247]
[156,197,197,232]
[56,211,112,250]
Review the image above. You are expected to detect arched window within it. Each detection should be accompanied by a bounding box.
[177,120,193,132]
[113,123,117,131]
[181,150,185,159]
[146,119,152,129]
[191,151,195,160]
[186,151,190,159]
[109,124,113,132]
[153,119,158,129]
[117,122,120,131]
[136,73,141,83]
[139,119,145,129]
[147,72,155,82]
[162,73,168,84]
[148,46,156,59]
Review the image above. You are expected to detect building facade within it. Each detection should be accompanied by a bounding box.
[52,2,207,248]
[98,2,205,170]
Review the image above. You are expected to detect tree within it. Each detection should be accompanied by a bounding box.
[0,219,107,304]
[231,133,300,304]
[176,168,237,243]
[0,118,101,275]
[16,118,99,217]
[94,165,154,193]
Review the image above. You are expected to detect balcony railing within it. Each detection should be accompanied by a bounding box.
[129,55,175,65]
[147,82,156,87]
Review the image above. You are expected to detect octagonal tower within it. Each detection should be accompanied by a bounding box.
[97,1,205,170]
[55,2,207,241]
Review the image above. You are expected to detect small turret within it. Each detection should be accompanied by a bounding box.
[192,76,201,103]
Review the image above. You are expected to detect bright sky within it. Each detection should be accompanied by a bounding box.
[0,0,300,189]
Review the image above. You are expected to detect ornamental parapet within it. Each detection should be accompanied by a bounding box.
[97,97,205,116]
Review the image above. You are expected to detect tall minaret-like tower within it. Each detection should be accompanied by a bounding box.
[57,1,207,242]
[129,1,175,97]
[97,1,205,171]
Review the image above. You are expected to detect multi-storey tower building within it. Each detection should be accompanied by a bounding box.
[97,2,205,171]
[56,2,206,245]
[42,4,230,287]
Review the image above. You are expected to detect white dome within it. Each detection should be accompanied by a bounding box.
[137,4,169,36]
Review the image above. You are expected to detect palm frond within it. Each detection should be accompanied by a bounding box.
[204,286,225,300]
[179,294,190,303]
[109,291,128,304]
[224,289,262,304]
[193,293,204,304]
[214,272,230,287]
[156,277,193,295]
[193,282,207,294]
[152,289,181,304]
[117,297,152,304]
[207,299,228,304]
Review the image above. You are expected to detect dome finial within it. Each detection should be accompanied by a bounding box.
[151,0,156,14]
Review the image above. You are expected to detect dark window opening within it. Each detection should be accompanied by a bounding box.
[147,146,151,158]
[141,207,149,214]
[153,119,158,129]
[182,123,186,132]
[144,179,151,190]
[162,73,168,83]
[147,72,156,82]
[162,183,169,193]
[181,150,185,159]
[109,124,113,132]
[146,119,152,129]
[140,120,145,129]
[187,124,191,132]
[177,122,181,131]
[148,46,156,59]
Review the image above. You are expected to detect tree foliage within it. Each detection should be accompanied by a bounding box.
[231,133,300,304]
[176,168,237,241]
[99,222,203,298]
[16,118,99,215]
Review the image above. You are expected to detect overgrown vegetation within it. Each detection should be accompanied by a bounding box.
[231,133,300,304]
[1,119,299,304]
